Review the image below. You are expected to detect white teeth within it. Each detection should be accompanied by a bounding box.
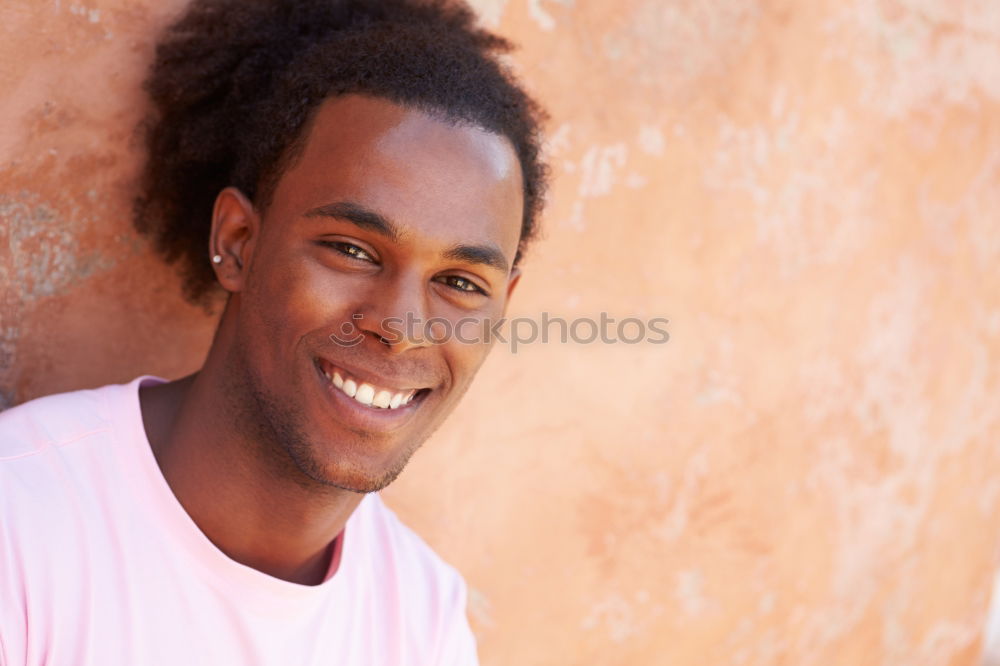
[355,383,375,406]
[372,389,392,408]
[322,362,423,409]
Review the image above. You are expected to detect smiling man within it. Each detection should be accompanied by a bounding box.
[0,1,546,664]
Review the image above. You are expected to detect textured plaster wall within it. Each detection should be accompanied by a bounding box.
[2,1,999,664]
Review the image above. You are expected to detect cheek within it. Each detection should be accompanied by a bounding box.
[240,244,337,357]
[442,319,498,384]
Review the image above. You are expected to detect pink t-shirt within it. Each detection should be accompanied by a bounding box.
[0,376,478,665]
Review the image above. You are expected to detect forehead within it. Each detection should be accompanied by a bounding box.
[270,94,524,262]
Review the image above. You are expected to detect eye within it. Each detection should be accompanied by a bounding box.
[320,241,376,263]
[438,275,488,296]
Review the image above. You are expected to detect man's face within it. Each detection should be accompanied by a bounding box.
[220,94,523,493]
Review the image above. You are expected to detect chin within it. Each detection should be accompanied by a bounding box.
[313,463,405,494]
[283,435,413,494]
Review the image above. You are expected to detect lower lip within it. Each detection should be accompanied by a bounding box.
[312,359,425,433]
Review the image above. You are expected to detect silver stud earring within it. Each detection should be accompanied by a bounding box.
[212,254,223,264]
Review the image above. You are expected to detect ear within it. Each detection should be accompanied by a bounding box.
[209,187,259,293]
[501,266,522,317]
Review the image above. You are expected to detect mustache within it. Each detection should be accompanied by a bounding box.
[313,346,444,391]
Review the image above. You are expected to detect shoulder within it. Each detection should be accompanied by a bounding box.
[0,384,115,601]
[0,377,154,521]
[0,379,150,665]
[0,382,133,532]
[0,383,115,462]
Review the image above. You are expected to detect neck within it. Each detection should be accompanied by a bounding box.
[139,344,364,585]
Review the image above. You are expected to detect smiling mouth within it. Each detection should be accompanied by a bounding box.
[315,358,430,410]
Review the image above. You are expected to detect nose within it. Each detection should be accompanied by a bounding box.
[354,269,431,355]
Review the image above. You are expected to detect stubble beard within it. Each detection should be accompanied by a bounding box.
[222,344,425,495]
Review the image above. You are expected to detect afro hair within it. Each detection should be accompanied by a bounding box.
[134,0,548,304]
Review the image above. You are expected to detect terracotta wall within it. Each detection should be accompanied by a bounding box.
[3,0,1000,664]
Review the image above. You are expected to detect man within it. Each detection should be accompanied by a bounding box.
[0,0,547,664]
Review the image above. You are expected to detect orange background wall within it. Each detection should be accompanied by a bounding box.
[2,1,1000,664]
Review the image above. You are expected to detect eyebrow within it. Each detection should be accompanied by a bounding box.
[304,201,401,242]
[305,200,511,274]
[442,243,510,274]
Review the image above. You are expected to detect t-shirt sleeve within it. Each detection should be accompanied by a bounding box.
[435,573,479,666]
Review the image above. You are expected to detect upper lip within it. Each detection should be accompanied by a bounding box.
[315,356,436,393]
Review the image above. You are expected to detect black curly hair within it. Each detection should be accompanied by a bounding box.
[134,0,548,305]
